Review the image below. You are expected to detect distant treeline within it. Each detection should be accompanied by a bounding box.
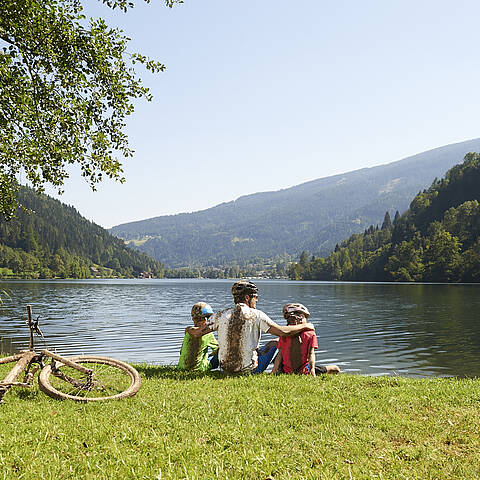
[0,187,165,279]
[163,255,291,279]
[289,153,480,283]
[5,152,480,282]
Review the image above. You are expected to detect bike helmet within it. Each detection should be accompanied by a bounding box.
[231,280,258,298]
[191,302,214,319]
[282,303,310,319]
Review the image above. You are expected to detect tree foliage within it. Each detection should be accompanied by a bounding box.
[0,186,165,278]
[290,153,480,283]
[0,0,179,219]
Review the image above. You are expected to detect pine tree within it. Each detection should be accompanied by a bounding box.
[381,211,392,230]
[299,251,309,267]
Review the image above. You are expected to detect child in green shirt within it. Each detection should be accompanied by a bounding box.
[177,302,219,371]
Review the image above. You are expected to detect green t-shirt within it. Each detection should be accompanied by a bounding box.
[177,331,218,371]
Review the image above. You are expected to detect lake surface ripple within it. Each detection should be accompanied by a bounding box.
[0,279,479,378]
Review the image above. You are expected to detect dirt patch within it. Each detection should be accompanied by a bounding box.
[289,335,305,373]
[221,304,247,373]
[185,335,201,370]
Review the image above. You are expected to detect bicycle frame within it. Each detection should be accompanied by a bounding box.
[0,351,38,401]
[0,305,92,401]
[0,305,141,402]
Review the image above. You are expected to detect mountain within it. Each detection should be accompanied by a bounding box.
[291,153,480,282]
[0,187,165,279]
[110,138,480,267]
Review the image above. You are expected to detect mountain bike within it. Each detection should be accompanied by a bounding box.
[0,305,141,403]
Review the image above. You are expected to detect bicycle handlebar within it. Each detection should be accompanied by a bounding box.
[26,305,45,351]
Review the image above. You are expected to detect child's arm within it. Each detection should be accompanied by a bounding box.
[271,349,283,374]
[308,347,316,377]
[186,324,213,337]
[187,314,218,338]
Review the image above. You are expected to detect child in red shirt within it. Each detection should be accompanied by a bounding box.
[272,303,340,376]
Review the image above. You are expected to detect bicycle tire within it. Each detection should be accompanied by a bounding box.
[38,355,141,402]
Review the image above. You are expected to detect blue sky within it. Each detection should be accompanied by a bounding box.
[51,0,480,227]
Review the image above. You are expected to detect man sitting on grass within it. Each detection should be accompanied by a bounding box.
[271,303,340,376]
[189,281,316,374]
[177,302,219,371]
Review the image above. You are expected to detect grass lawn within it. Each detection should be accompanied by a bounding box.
[1,366,479,479]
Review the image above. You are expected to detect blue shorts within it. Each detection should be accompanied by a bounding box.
[209,352,219,370]
[253,341,278,374]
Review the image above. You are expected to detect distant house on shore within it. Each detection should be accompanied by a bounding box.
[138,271,153,279]
[90,266,100,277]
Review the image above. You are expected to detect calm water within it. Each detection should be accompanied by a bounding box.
[0,279,479,378]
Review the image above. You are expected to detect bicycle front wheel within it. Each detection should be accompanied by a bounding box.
[38,355,141,402]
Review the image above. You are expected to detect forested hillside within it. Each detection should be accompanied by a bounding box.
[110,138,480,268]
[0,187,165,279]
[290,153,480,282]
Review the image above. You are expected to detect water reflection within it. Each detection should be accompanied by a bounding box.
[0,280,479,378]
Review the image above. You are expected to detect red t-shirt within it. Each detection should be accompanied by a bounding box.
[277,331,318,374]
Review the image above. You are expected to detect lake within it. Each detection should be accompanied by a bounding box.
[0,279,479,378]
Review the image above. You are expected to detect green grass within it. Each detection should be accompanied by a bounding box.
[126,237,151,247]
[1,365,479,479]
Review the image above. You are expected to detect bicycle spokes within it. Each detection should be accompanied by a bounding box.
[47,359,135,399]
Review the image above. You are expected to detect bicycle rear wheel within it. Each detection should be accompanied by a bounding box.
[38,355,141,402]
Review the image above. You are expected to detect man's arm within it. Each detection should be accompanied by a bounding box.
[308,347,316,377]
[266,322,315,337]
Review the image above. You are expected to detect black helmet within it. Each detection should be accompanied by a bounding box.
[231,280,258,298]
